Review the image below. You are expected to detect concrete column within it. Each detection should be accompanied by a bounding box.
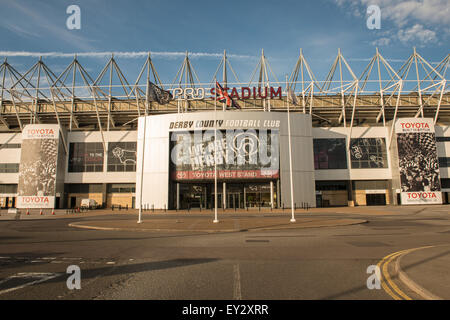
[270,181,274,209]
[347,180,355,207]
[176,183,180,210]
[243,185,247,209]
[277,179,280,208]
[223,182,226,209]
[204,186,207,209]
[102,183,107,208]
[387,180,396,205]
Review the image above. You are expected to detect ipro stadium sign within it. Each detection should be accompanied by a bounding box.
[171,86,282,100]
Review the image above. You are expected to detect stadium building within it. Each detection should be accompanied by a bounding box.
[0,49,449,210]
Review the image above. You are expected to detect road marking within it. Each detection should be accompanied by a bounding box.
[381,252,412,300]
[233,263,242,300]
[377,246,434,300]
[0,272,61,296]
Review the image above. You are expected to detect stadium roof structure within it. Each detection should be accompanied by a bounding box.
[0,48,449,133]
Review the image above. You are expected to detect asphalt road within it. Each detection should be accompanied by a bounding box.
[0,205,449,300]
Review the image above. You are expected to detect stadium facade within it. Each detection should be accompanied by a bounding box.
[0,49,449,210]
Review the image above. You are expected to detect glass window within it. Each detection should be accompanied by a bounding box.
[0,184,18,193]
[107,142,137,172]
[0,163,19,173]
[350,138,388,169]
[439,157,450,167]
[436,137,450,142]
[313,139,347,170]
[0,143,21,149]
[353,180,388,190]
[66,184,102,193]
[107,183,136,193]
[441,179,450,189]
[68,143,104,172]
[315,181,347,191]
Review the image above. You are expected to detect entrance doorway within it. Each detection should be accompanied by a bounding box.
[245,183,273,208]
[179,184,208,209]
[227,192,243,209]
[70,197,76,208]
[174,181,277,210]
[366,193,386,206]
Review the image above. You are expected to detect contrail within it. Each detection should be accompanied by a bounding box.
[0,51,256,60]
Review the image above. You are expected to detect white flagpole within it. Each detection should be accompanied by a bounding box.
[286,75,296,223]
[213,78,219,223]
[138,81,148,224]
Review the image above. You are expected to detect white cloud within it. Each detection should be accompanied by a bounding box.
[0,51,256,60]
[333,0,449,45]
[397,24,437,44]
[371,37,391,46]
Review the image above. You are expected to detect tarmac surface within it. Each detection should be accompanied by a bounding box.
[0,205,449,300]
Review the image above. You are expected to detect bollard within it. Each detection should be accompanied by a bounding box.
[164,204,166,212]
[112,205,114,211]
[126,204,128,211]
[152,204,154,213]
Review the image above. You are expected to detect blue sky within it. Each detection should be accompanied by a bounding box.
[0,0,448,87]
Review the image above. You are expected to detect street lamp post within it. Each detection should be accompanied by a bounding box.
[286,75,296,223]
[213,78,219,223]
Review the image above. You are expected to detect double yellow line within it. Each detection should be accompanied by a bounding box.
[376,246,434,300]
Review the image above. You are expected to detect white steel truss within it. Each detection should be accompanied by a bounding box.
[0,48,448,133]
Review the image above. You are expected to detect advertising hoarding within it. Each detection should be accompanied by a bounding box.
[170,129,279,181]
[17,125,60,208]
[395,118,442,204]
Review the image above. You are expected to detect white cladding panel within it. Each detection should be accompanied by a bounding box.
[0,133,22,183]
[136,112,316,209]
[65,130,137,183]
[312,126,392,181]
[436,126,449,179]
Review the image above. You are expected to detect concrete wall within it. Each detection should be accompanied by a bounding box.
[0,132,21,184]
